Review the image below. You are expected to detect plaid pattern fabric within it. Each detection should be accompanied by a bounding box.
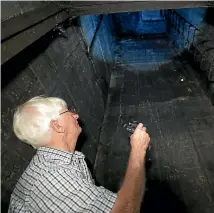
[8,147,117,213]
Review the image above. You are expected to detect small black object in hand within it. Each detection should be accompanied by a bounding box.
[123,121,138,134]
[123,121,151,152]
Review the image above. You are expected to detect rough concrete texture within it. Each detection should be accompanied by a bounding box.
[1,18,115,211]
[94,38,214,213]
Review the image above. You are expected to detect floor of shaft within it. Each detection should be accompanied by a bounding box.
[94,38,214,213]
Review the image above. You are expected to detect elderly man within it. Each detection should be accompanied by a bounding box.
[8,96,150,213]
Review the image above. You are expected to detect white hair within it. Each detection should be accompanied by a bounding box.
[13,96,67,148]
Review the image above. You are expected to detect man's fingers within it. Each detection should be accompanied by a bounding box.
[142,127,147,132]
[136,123,143,129]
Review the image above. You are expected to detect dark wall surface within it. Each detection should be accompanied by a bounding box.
[1,15,115,212]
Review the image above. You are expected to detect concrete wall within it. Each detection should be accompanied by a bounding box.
[79,14,116,85]
[1,16,115,212]
[112,10,166,37]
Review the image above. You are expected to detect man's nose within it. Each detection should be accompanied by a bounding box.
[73,114,79,120]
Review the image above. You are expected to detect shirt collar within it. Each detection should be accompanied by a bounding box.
[37,147,85,164]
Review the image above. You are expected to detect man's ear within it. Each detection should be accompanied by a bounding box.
[50,120,64,133]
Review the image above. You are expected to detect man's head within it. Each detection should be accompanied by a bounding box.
[13,96,82,151]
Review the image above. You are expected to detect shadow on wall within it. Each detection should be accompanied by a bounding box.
[141,179,187,213]
[205,7,214,25]
[142,148,187,213]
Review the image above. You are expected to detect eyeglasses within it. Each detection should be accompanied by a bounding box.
[59,108,77,115]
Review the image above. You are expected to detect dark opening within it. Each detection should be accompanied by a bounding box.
[2,5,214,213]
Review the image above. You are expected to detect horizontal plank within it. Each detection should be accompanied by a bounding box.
[1,1,47,22]
[1,3,62,41]
[65,1,213,15]
[1,10,70,65]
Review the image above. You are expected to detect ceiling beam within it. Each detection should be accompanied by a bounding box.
[64,1,213,16]
[1,8,70,65]
[1,3,63,41]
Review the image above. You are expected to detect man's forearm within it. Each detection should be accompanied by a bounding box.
[111,149,146,213]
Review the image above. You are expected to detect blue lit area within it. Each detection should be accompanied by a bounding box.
[79,14,116,64]
[112,10,166,36]
[175,8,207,27]
[79,8,209,68]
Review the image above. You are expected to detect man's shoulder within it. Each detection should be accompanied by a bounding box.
[35,167,84,191]
[13,154,79,191]
[26,155,83,181]
[10,164,83,212]
[29,153,85,185]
